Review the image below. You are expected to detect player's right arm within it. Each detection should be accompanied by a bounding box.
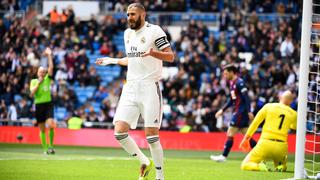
[95,57,128,66]
[246,104,268,137]
[215,98,232,118]
[239,104,267,151]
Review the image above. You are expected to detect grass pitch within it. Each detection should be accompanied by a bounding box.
[0,143,297,180]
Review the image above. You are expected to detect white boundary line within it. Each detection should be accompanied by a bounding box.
[0,157,133,161]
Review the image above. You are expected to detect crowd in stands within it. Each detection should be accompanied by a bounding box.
[0,0,318,133]
[110,0,301,13]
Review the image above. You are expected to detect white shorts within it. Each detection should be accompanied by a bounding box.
[113,81,163,129]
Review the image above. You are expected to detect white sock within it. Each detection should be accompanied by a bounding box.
[147,135,164,180]
[115,132,149,165]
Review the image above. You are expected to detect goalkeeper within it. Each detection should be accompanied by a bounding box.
[239,90,297,171]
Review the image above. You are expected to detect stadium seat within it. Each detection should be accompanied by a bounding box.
[14,95,22,102]
[54,107,67,121]
[77,95,88,105]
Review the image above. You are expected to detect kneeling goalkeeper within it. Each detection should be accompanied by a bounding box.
[239,90,297,171]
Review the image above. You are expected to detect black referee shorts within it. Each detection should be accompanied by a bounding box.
[35,102,54,123]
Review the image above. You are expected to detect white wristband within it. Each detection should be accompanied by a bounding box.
[100,57,119,65]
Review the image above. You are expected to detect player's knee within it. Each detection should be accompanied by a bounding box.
[240,162,246,170]
[240,160,253,171]
[114,132,129,142]
[47,119,56,128]
[227,136,234,141]
[114,121,130,133]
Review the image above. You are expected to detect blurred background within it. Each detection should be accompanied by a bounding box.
[1,0,317,134]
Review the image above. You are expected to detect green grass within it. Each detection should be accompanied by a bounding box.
[0,143,297,180]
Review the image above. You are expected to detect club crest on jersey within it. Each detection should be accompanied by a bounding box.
[141,37,146,44]
[126,39,129,44]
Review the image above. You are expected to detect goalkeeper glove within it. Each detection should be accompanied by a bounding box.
[239,135,251,152]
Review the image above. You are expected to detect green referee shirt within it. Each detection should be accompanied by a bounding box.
[30,74,52,104]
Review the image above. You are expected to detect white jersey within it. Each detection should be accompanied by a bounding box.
[124,22,170,82]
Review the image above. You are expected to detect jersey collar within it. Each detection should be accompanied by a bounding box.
[135,21,148,34]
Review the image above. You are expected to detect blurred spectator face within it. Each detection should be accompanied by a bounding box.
[126,5,145,30]
[37,67,47,78]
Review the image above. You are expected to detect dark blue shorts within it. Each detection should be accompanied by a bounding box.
[229,112,250,128]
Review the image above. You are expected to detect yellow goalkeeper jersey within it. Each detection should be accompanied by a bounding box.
[246,103,297,142]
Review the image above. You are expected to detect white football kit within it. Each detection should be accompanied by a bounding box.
[113,22,170,129]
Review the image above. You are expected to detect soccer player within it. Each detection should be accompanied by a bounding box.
[95,3,174,180]
[239,90,297,171]
[210,64,256,162]
[30,47,56,155]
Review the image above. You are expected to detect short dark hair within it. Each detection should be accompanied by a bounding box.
[223,64,238,73]
[128,3,145,11]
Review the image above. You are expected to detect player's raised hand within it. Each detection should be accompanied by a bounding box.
[239,135,251,152]
[44,47,52,56]
[142,48,154,57]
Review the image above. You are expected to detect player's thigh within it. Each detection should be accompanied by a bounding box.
[141,82,162,128]
[244,141,266,163]
[227,126,240,137]
[113,93,140,129]
[239,127,248,134]
[272,142,288,166]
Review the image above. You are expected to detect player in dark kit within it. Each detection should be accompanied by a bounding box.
[210,64,257,162]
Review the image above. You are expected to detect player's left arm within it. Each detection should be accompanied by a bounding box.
[142,25,174,62]
[238,81,253,120]
[142,46,174,62]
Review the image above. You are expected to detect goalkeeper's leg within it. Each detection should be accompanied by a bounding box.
[241,142,269,171]
[274,145,288,172]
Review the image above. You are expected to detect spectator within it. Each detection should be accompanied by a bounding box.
[47,6,60,25]
[17,98,31,119]
[280,35,294,58]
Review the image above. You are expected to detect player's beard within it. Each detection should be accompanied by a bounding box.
[128,16,142,30]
